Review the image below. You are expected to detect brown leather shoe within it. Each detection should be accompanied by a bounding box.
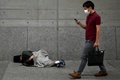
[94,71,108,77]
[69,71,81,79]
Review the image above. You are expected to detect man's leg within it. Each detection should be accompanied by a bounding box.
[77,41,94,74]
[69,40,94,78]
[99,65,106,71]
[94,65,108,76]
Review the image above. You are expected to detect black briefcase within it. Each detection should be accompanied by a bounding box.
[88,47,104,66]
[13,55,21,63]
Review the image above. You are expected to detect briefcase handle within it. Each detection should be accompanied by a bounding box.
[94,47,100,54]
[95,47,99,51]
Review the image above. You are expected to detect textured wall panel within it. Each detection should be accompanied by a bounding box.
[101,19,120,27]
[28,27,57,60]
[58,27,85,60]
[0,10,37,20]
[0,27,27,61]
[59,10,86,20]
[0,20,38,27]
[38,0,57,9]
[0,20,57,27]
[59,0,83,9]
[59,0,119,9]
[92,0,120,9]
[100,27,116,60]
[58,20,86,27]
[97,10,120,19]
[0,0,38,9]
[39,10,57,20]
[116,28,120,60]
[0,19,119,27]
[38,20,57,27]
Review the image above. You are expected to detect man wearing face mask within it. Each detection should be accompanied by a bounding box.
[69,1,108,79]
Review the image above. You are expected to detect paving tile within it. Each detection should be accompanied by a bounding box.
[2,60,120,80]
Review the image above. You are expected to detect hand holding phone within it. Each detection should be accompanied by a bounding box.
[74,18,80,25]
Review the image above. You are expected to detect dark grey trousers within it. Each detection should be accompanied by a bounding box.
[77,40,106,74]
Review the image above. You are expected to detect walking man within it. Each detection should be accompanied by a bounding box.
[69,1,108,79]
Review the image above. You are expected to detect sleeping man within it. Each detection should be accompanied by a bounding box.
[18,49,65,68]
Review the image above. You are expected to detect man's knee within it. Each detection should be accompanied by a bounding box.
[81,54,88,61]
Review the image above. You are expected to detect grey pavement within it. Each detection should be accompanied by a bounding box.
[1,60,120,80]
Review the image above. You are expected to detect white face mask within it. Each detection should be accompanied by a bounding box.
[84,10,90,15]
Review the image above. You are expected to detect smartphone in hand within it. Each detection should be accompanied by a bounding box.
[74,18,78,22]
[74,18,80,25]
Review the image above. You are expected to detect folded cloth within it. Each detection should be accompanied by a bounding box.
[33,49,54,67]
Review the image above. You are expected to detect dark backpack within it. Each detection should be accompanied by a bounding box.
[21,51,34,66]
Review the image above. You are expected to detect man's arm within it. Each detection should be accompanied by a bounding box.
[28,55,34,61]
[75,20,87,29]
[78,22,87,29]
[94,25,100,47]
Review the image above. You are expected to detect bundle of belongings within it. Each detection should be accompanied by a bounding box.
[13,50,65,68]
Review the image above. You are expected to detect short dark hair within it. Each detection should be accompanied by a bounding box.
[83,1,94,9]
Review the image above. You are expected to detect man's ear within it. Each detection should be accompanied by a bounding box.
[88,6,93,12]
[89,6,94,10]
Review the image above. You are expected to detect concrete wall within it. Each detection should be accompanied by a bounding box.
[0,0,120,61]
